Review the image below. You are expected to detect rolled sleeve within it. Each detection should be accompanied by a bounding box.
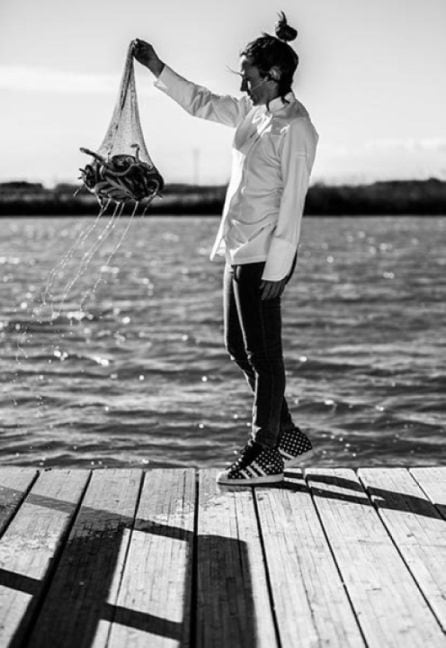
[261,121,312,282]
[154,65,251,127]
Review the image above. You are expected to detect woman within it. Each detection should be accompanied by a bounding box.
[133,12,318,486]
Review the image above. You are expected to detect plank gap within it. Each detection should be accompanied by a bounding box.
[252,485,283,648]
[303,467,370,647]
[102,468,146,648]
[357,467,446,638]
[0,469,40,540]
[189,469,199,648]
[409,468,446,521]
[18,469,93,648]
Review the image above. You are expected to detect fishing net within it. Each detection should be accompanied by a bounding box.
[78,44,164,210]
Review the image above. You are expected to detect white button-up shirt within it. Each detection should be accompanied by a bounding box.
[154,65,319,281]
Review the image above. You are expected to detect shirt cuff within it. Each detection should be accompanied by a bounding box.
[153,65,175,92]
[261,238,297,282]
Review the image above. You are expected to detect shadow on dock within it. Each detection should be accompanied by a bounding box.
[0,467,444,647]
[1,471,257,648]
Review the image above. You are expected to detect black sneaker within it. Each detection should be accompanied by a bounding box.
[216,442,284,486]
[278,426,313,468]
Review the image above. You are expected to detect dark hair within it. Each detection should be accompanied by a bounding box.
[240,12,299,100]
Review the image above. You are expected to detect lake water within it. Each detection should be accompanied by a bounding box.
[0,215,444,469]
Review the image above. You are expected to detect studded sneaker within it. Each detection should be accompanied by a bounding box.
[278,426,314,468]
[216,442,284,486]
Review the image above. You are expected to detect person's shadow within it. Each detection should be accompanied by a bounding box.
[0,466,443,648]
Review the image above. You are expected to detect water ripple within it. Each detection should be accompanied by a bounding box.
[0,215,445,468]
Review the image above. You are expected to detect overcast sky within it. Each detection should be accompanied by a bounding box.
[1,0,445,186]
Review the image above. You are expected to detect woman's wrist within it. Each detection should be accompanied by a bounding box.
[149,59,165,78]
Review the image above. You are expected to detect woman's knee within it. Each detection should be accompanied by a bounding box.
[225,337,249,367]
[247,348,284,375]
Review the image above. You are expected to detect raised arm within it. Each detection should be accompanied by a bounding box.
[132,38,252,128]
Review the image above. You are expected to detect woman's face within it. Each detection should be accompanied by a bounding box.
[239,55,270,105]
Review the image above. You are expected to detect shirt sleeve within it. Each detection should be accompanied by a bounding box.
[154,65,252,128]
[261,119,314,282]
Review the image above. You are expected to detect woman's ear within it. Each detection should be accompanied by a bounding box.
[267,66,281,81]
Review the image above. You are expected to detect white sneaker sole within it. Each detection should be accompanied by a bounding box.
[282,448,315,469]
[216,472,284,486]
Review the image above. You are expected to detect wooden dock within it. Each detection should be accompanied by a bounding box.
[0,466,445,647]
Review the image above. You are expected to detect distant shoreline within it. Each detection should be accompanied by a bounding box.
[0,178,445,216]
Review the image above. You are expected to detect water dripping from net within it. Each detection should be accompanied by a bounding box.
[41,199,111,310]
[80,200,140,310]
[49,201,124,317]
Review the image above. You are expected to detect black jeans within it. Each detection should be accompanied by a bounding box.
[223,258,297,449]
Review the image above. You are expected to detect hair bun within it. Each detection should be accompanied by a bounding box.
[275,11,298,42]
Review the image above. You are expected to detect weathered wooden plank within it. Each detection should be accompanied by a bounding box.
[0,468,90,647]
[357,467,446,633]
[255,470,365,647]
[26,469,142,648]
[0,467,38,535]
[195,469,278,648]
[103,468,196,648]
[305,467,446,647]
[409,466,446,516]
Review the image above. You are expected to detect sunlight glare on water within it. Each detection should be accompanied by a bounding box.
[0,215,444,469]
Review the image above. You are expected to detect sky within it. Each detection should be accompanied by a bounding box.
[1,0,445,186]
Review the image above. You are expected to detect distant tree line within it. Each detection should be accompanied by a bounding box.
[305,178,446,215]
[0,178,445,216]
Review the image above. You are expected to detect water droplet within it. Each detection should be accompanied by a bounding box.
[92,356,109,367]
[54,349,69,361]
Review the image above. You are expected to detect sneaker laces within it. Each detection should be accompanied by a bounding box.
[231,443,262,470]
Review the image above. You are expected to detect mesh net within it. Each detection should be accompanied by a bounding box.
[97,45,153,164]
[79,44,163,207]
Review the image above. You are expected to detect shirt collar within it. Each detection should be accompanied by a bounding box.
[265,91,295,115]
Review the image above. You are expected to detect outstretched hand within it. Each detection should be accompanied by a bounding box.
[259,278,288,300]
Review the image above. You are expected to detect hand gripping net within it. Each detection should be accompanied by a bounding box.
[78,44,163,210]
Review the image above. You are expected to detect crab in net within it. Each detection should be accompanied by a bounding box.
[78,143,164,213]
